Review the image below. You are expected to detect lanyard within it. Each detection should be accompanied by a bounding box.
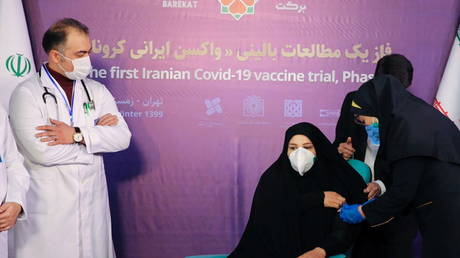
[42,65,76,124]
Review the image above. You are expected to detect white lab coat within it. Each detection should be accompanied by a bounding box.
[8,65,131,258]
[0,106,29,258]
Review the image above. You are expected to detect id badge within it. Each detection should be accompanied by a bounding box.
[83,107,99,126]
[83,101,96,115]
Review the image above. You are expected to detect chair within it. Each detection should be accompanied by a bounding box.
[184,255,228,258]
[329,254,347,258]
[347,159,372,184]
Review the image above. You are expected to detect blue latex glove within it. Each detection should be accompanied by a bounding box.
[339,198,376,224]
[339,204,365,224]
[363,198,376,205]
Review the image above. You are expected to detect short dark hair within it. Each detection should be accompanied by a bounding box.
[374,54,414,88]
[42,18,89,54]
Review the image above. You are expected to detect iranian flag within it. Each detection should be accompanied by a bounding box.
[433,24,460,129]
[0,0,35,110]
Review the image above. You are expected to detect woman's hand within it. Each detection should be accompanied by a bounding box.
[337,137,355,160]
[323,191,346,209]
[364,182,381,199]
[297,247,326,258]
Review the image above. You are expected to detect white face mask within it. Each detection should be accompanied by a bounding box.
[288,147,316,176]
[57,52,92,80]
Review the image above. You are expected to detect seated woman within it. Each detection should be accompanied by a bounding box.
[229,122,368,258]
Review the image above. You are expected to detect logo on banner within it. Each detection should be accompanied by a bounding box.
[284,99,303,118]
[319,109,340,118]
[205,97,223,116]
[162,0,198,9]
[275,2,306,14]
[243,95,264,117]
[217,0,257,20]
[5,53,32,77]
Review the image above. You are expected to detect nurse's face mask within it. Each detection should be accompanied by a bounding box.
[354,115,380,146]
[365,122,380,146]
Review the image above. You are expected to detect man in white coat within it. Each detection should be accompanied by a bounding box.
[8,18,131,258]
[0,106,29,258]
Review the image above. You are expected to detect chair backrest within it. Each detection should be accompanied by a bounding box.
[347,159,372,184]
[329,254,347,258]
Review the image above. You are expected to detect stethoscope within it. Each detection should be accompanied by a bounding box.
[38,64,95,122]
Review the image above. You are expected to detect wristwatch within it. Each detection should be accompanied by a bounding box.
[73,127,84,143]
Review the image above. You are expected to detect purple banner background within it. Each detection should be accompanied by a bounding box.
[22,0,459,257]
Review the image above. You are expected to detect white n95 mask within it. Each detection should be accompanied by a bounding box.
[58,53,92,80]
[288,147,316,176]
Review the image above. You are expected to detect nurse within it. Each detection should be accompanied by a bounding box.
[334,54,417,258]
[8,18,131,258]
[339,75,460,258]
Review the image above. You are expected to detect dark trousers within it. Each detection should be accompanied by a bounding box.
[416,199,460,258]
[351,214,418,258]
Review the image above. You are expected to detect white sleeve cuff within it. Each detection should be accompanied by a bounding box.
[81,126,100,155]
[374,180,386,196]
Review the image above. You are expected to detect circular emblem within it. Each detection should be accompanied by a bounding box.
[217,0,258,20]
[5,53,31,77]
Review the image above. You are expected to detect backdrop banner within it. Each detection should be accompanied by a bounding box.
[20,0,460,257]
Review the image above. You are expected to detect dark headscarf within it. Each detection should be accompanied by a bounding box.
[351,75,460,164]
[229,122,367,258]
[374,54,413,88]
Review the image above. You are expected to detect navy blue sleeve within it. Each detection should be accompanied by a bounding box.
[362,157,424,227]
